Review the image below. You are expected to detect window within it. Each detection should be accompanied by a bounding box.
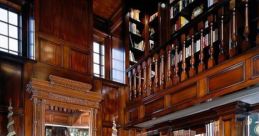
[112,49,125,83]
[93,42,105,78]
[0,7,21,55]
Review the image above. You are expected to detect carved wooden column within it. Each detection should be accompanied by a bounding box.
[137,65,142,97]
[173,45,180,85]
[166,45,172,87]
[241,0,250,51]
[208,15,215,68]
[133,68,137,99]
[32,98,38,136]
[198,22,205,73]
[229,1,237,57]
[159,50,165,90]
[142,61,147,97]
[128,71,132,101]
[153,54,159,92]
[181,35,187,81]
[218,8,226,63]
[189,30,196,77]
[147,58,152,96]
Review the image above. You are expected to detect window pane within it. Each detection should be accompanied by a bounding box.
[0,48,7,52]
[112,49,124,61]
[94,64,100,75]
[8,11,18,26]
[101,55,105,65]
[93,42,99,53]
[9,38,18,52]
[101,45,105,55]
[112,60,124,71]
[0,8,7,22]
[0,35,8,49]
[93,53,100,64]
[0,22,8,35]
[101,66,105,77]
[112,70,124,82]
[9,25,18,39]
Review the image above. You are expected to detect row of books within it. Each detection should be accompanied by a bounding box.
[129,22,141,36]
[149,12,158,23]
[173,16,189,32]
[171,129,196,136]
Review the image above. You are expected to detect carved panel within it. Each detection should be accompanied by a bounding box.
[252,55,259,78]
[172,85,197,106]
[208,62,245,93]
[39,39,62,66]
[145,98,164,116]
[70,50,89,73]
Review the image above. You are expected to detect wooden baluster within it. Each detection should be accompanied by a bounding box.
[173,45,180,85]
[241,0,250,51]
[208,15,215,68]
[133,68,137,99]
[198,23,205,73]
[166,45,172,87]
[218,8,226,63]
[189,30,196,77]
[181,35,187,81]
[142,61,147,97]
[128,71,132,101]
[229,1,237,57]
[153,54,159,92]
[160,50,165,90]
[137,65,142,97]
[147,58,152,96]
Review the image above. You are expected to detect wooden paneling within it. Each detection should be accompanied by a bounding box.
[172,85,197,106]
[93,0,122,19]
[145,98,164,116]
[70,50,88,73]
[208,63,245,93]
[252,55,259,78]
[39,39,62,66]
[38,0,90,50]
[129,109,138,122]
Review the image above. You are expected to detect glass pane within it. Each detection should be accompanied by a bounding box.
[101,45,105,55]
[112,70,124,83]
[93,42,99,53]
[93,53,100,64]
[112,49,124,60]
[9,25,18,39]
[93,64,100,75]
[101,66,105,77]
[0,22,8,35]
[8,11,18,26]
[0,35,8,49]
[0,8,7,22]
[101,55,105,65]
[112,60,124,71]
[9,38,18,52]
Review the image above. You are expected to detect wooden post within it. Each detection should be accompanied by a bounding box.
[147,58,152,96]
[198,22,205,73]
[189,30,196,77]
[218,8,226,63]
[137,65,142,97]
[142,61,147,97]
[208,15,215,68]
[229,1,237,57]
[159,50,165,90]
[166,45,172,87]
[173,45,180,85]
[181,34,187,81]
[154,54,159,92]
[241,0,250,52]
[133,68,137,99]
[128,71,132,101]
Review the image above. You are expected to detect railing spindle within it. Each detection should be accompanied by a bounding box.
[133,68,137,99]
[154,54,159,92]
[208,15,215,68]
[198,23,205,73]
[241,0,250,51]
[142,61,147,97]
[147,58,152,96]
[166,45,173,87]
[128,71,132,101]
[181,35,187,81]
[173,45,180,85]
[218,8,226,63]
[189,31,196,77]
[229,0,237,57]
[160,50,165,90]
[137,65,142,97]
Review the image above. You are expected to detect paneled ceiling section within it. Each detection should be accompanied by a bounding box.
[93,0,122,20]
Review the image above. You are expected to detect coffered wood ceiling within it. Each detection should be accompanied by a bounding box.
[93,0,122,20]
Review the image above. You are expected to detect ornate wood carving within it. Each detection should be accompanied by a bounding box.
[26,75,102,136]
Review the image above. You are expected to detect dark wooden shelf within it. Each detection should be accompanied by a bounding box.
[129,17,144,30]
[170,0,205,23]
[129,32,144,44]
